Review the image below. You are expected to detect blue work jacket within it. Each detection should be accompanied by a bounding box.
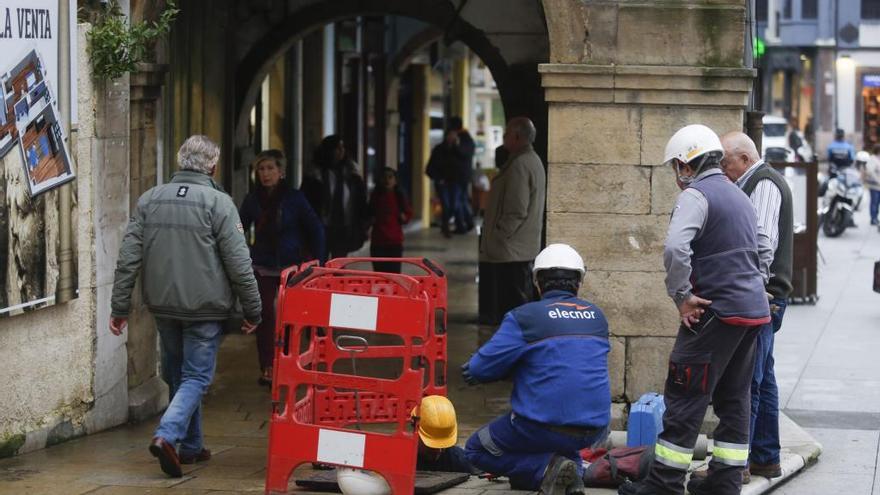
[467,290,611,428]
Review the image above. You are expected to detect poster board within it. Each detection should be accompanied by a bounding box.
[0,1,78,317]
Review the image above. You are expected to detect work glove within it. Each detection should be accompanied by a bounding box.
[461,362,479,386]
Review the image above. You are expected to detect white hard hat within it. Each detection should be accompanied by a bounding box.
[857,150,870,162]
[337,468,391,495]
[663,124,724,165]
[533,243,585,277]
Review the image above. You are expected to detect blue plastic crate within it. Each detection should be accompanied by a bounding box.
[627,392,665,447]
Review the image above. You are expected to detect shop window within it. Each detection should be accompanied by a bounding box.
[863,76,880,149]
[864,0,880,19]
[802,0,817,19]
[783,0,792,19]
[756,0,768,22]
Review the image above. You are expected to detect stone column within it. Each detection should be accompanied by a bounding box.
[126,63,169,422]
[540,0,755,416]
[411,65,432,225]
[451,53,470,125]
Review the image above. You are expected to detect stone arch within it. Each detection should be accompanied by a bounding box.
[233,0,525,140]
[386,26,443,92]
[541,0,590,64]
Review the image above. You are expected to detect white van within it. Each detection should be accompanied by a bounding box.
[762,115,814,163]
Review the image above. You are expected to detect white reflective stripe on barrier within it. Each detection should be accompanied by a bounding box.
[329,293,379,331]
[317,428,366,467]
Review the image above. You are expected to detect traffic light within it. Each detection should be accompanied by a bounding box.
[753,37,766,59]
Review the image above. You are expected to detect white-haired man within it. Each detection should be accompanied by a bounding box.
[479,116,546,328]
[110,135,261,478]
[707,131,793,485]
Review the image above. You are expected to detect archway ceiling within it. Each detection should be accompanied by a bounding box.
[232,0,551,133]
[232,0,549,67]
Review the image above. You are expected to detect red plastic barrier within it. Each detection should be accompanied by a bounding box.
[265,266,431,495]
[321,257,448,397]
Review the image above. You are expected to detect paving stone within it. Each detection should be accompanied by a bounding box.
[88,487,214,494]
[80,463,198,488]
[184,463,265,480]
[172,475,265,492]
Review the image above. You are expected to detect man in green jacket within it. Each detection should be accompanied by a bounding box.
[109,135,261,478]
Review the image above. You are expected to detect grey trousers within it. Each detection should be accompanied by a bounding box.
[643,313,760,495]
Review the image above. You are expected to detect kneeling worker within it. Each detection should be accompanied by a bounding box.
[413,395,479,474]
[462,244,611,495]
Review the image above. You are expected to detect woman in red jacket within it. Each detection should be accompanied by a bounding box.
[369,167,413,273]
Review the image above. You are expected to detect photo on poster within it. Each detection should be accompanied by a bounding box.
[0,48,75,196]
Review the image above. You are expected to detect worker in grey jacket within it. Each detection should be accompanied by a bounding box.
[621,125,771,495]
[109,135,261,478]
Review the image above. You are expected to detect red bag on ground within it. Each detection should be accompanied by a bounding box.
[580,446,654,487]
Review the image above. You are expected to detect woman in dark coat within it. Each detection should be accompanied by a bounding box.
[239,149,326,385]
[301,135,369,258]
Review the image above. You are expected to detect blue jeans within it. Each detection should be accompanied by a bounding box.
[450,182,474,231]
[869,189,880,223]
[154,318,223,457]
[465,412,607,490]
[749,299,787,465]
[435,182,453,231]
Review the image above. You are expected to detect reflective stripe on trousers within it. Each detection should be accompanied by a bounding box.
[712,441,749,466]
[654,438,694,471]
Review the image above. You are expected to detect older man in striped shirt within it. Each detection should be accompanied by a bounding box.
[717,132,794,484]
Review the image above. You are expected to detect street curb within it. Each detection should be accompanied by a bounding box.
[692,411,822,495]
[740,411,823,494]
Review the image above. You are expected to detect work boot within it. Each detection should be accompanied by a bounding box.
[567,472,586,495]
[539,456,579,495]
[687,468,750,493]
[617,481,668,495]
[685,474,710,494]
[749,461,781,478]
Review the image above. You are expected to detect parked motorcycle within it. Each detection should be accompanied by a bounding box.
[820,165,864,237]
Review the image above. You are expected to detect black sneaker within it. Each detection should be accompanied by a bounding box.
[539,456,579,495]
[617,481,666,495]
[686,475,710,494]
[617,481,640,495]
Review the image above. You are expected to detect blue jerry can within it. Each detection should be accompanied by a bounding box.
[626,392,665,447]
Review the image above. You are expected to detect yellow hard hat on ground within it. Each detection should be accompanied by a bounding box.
[412,395,458,449]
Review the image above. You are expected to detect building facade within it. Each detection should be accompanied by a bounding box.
[757,0,880,153]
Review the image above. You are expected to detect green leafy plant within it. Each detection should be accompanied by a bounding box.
[87,0,180,80]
